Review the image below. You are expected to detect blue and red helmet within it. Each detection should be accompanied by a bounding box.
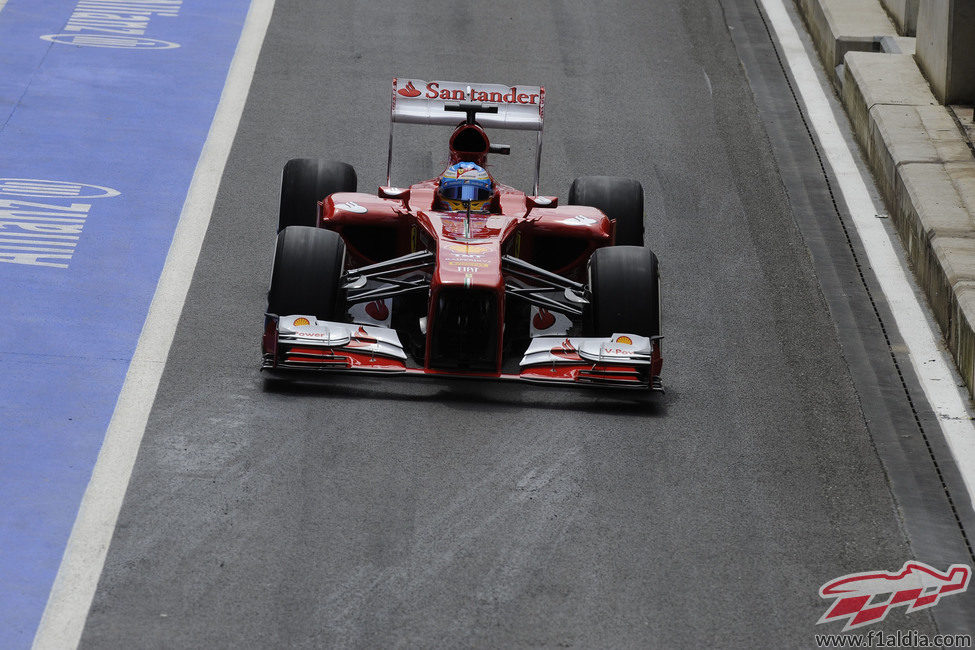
[439,162,493,212]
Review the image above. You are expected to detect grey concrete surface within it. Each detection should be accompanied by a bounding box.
[879,0,919,35]
[840,52,936,149]
[878,34,917,54]
[75,0,969,646]
[729,1,975,635]
[798,0,975,401]
[796,0,898,81]
[840,50,975,395]
[867,104,971,199]
[916,0,975,105]
[953,105,975,145]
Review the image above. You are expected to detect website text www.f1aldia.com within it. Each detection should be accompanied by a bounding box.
[816,629,972,648]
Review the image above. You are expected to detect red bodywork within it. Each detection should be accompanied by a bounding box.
[264,110,663,388]
[320,177,614,376]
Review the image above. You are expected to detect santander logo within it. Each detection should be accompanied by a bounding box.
[397,81,421,98]
[365,299,390,321]
[397,79,542,106]
[532,308,556,330]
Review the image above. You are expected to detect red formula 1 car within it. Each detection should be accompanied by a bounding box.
[262,78,662,390]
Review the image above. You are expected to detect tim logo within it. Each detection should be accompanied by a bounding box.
[818,561,970,631]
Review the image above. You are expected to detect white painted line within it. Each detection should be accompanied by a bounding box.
[759,0,975,510]
[30,1,276,648]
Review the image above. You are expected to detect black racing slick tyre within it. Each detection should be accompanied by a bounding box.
[568,176,645,246]
[586,245,660,338]
[278,158,357,231]
[267,226,346,320]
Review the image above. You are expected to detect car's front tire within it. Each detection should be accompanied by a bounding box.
[267,226,346,320]
[585,245,660,337]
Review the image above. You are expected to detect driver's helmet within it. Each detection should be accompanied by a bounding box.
[438,162,493,212]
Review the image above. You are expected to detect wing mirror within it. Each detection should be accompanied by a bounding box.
[379,186,411,201]
[526,195,558,209]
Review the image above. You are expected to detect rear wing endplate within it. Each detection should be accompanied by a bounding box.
[388,78,546,194]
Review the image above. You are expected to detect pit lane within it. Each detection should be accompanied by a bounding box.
[74,0,973,645]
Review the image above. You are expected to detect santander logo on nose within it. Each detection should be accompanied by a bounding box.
[817,561,971,631]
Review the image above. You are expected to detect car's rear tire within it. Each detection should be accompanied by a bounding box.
[267,226,346,320]
[279,158,357,231]
[585,245,660,337]
[568,176,645,246]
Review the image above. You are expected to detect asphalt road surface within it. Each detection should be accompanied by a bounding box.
[79,0,973,646]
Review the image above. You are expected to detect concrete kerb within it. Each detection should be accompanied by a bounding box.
[867,105,969,200]
[796,0,899,82]
[841,51,935,117]
[893,163,971,361]
[953,284,975,392]
[796,0,975,398]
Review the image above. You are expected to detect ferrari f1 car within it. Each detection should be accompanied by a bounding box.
[262,78,662,390]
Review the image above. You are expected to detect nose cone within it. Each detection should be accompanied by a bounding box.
[436,239,502,290]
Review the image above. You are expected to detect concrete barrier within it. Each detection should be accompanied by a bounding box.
[915,0,975,104]
[795,0,898,82]
[842,51,975,395]
[794,0,975,397]
[879,0,918,35]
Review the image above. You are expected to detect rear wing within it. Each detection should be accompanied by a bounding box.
[388,78,546,194]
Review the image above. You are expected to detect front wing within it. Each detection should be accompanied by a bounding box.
[263,314,663,390]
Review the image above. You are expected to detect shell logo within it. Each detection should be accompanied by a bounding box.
[614,335,633,345]
[293,317,311,326]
